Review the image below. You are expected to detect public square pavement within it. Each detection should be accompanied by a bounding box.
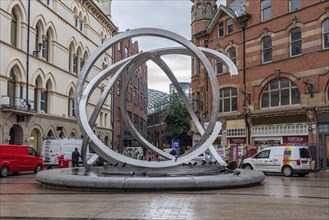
[0,169,328,220]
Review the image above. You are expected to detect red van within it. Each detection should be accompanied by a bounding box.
[0,144,44,177]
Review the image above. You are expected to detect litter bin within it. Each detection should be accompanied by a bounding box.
[63,158,70,168]
[57,155,64,168]
[57,156,70,168]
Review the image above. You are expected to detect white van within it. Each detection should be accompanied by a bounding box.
[241,145,312,177]
[41,138,94,166]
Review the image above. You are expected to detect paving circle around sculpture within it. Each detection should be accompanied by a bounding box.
[35,167,266,191]
[75,28,238,168]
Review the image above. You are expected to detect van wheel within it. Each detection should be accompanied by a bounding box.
[34,164,42,174]
[0,166,9,177]
[282,166,293,177]
[244,164,253,170]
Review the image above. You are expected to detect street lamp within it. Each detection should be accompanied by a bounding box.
[33,43,42,56]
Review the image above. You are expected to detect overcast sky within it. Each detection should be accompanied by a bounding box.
[111,0,226,93]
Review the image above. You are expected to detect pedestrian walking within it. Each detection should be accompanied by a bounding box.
[71,147,81,167]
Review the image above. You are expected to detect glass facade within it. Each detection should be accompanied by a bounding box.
[169,82,192,103]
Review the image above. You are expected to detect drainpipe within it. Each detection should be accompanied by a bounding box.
[26,0,31,110]
[111,47,115,151]
[242,24,250,145]
[237,13,251,145]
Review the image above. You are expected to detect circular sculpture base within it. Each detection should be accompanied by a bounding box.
[35,165,265,191]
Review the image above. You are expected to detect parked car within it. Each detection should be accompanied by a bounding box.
[241,145,312,177]
[0,144,44,177]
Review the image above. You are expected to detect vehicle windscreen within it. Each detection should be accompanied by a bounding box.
[28,147,39,157]
[299,148,311,158]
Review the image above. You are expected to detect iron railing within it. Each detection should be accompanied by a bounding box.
[1,95,37,112]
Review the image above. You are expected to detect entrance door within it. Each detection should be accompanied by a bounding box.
[9,127,15,144]
[9,125,23,145]
[30,128,42,154]
[318,134,329,169]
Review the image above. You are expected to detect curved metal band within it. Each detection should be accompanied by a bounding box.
[76,28,238,168]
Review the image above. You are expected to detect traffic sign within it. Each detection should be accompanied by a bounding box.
[172,140,179,149]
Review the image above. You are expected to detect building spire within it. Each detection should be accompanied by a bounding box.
[191,0,217,23]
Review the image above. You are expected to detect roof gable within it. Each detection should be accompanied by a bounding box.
[205,0,247,35]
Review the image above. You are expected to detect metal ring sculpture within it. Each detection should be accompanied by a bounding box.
[75,28,238,168]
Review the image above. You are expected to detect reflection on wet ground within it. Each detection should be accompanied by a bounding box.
[0,170,328,219]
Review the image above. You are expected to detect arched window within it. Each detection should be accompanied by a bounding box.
[45,80,52,113]
[70,132,76,138]
[69,43,74,73]
[47,130,54,138]
[73,54,77,74]
[42,30,50,61]
[11,11,18,46]
[323,19,329,49]
[262,36,272,63]
[68,89,75,117]
[104,136,109,147]
[8,70,16,107]
[261,78,300,108]
[290,28,302,56]
[40,88,46,112]
[219,87,237,112]
[34,81,40,111]
[76,48,81,75]
[40,84,49,113]
[80,52,88,70]
[228,47,236,65]
[75,17,79,28]
[35,25,40,56]
[80,58,84,70]
[80,20,83,31]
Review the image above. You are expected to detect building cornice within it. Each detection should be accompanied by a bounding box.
[77,0,118,34]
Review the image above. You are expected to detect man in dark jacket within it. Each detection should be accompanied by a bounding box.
[71,147,81,167]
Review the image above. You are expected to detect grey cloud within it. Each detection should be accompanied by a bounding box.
[111,0,226,92]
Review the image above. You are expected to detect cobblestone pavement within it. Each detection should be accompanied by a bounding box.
[0,170,328,220]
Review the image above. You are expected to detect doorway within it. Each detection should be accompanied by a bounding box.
[9,124,23,144]
[318,134,329,169]
[318,124,329,169]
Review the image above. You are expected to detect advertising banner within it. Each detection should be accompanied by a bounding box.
[229,138,246,144]
[283,136,308,144]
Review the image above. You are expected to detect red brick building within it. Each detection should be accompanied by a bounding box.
[112,38,148,152]
[191,0,329,169]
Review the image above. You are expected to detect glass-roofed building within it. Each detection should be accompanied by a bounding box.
[147,89,171,149]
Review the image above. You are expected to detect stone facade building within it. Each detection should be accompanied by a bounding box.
[0,0,117,153]
[191,0,329,169]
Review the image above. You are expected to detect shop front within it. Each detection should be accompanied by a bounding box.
[252,123,308,146]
